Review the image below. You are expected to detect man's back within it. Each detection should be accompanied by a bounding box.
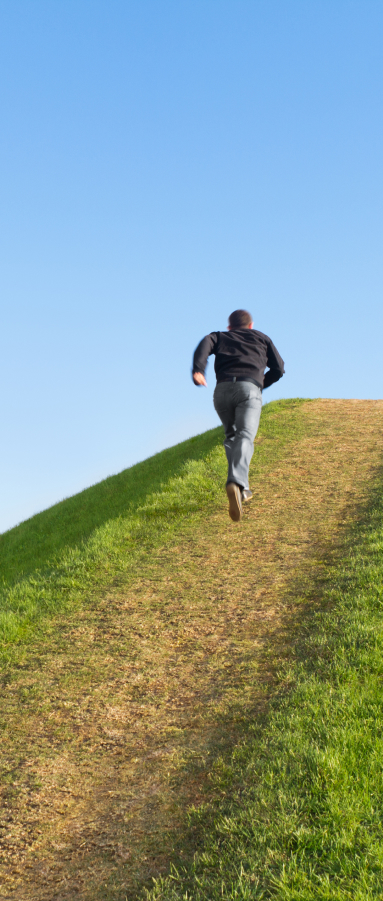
[193,328,284,389]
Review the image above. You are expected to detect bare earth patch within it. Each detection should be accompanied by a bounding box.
[1,400,382,900]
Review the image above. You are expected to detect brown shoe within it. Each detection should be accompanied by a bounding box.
[226,483,243,522]
[242,489,253,503]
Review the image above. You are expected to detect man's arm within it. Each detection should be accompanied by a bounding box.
[263,339,285,389]
[192,333,218,386]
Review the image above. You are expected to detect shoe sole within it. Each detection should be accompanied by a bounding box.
[226,483,243,522]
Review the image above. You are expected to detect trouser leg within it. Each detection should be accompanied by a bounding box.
[227,384,262,487]
[214,382,262,489]
[213,383,236,476]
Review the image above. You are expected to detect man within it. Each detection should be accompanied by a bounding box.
[192,309,284,522]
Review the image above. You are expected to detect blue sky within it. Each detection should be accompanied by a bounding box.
[1,0,382,534]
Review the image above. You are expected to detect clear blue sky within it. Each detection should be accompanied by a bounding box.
[1,0,382,534]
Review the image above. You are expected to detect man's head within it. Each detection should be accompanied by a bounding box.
[228,309,253,330]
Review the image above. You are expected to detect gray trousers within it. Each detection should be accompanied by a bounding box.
[213,380,262,489]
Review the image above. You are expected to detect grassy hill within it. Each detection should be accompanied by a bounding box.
[0,399,303,651]
[1,398,383,901]
[0,424,224,589]
[0,422,226,648]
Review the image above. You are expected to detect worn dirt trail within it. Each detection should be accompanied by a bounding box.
[1,400,382,900]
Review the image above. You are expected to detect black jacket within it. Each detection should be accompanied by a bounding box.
[192,328,284,390]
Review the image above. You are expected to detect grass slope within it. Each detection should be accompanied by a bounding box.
[0,399,303,653]
[147,466,383,899]
[0,425,223,587]
[1,398,383,901]
[0,424,225,648]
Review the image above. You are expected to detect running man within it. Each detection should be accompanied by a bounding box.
[192,309,284,522]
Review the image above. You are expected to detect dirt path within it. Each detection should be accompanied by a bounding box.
[1,400,382,900]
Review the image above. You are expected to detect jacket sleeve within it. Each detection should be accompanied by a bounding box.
[192,332,218,378]
[263,339,285,389]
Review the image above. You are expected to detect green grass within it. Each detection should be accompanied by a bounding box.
[0,398,305,653]
[0,425,224,587]
[2,396,383,899]
[145,474,383,900]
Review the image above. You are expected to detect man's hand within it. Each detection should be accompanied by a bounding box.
[193,372,207,387]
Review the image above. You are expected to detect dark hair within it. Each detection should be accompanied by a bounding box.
[228,309,252,329]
